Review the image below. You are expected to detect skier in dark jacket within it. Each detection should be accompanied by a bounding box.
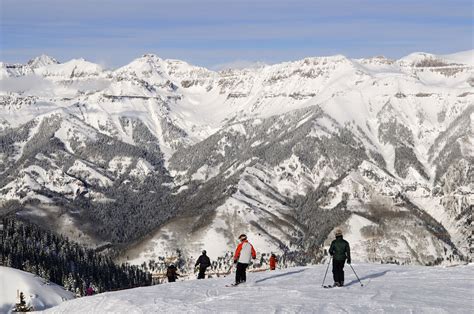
[329,229,351,287]
[195,250,211,279]
[166,264,179,282]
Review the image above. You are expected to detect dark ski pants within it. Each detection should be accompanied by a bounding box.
[235,262,249,283]
[332,259,345,284]
[198,266,207,279]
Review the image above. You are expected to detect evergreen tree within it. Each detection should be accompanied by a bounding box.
[14,291,33,312]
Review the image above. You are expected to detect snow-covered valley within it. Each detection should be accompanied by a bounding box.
[43,263,474,314]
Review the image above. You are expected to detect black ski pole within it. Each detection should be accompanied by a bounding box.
[322,256,332,287]
[349,264,363,286]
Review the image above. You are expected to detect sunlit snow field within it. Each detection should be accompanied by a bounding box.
[44,263,473,314]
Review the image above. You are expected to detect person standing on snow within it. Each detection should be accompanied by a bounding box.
[195,250,211,279]
[166,264,180,283]
[85,286,95,296]
[329,229,351,287]
[233,234,257,284]
[269,253,277,270]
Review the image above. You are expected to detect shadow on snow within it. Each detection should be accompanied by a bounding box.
[344,269,390,287]
[255,269,307,284]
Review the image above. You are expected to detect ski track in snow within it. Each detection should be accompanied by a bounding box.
[44,263,473,314]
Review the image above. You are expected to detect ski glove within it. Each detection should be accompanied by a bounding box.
[347,259,351,264]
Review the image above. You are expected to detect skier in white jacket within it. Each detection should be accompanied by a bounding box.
[233,234,256,285]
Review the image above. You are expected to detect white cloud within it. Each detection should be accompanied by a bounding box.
[0,74,111,96]
[0,75,54,94]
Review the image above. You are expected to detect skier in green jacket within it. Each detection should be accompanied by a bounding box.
[329,229,351,287]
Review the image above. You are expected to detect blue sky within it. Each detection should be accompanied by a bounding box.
[1,0,472,69]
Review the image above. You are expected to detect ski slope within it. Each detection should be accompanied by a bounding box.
[0,266,74,313]
[45,263,473,313]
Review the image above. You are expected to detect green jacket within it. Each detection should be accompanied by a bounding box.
[329,236,351,262]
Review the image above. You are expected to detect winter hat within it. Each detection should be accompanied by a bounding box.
[335,229,343,237]
[238,234,247,241]
[202,250,207,255]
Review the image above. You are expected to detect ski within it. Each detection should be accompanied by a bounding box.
[226,282,246,287]
[225,283,240,287]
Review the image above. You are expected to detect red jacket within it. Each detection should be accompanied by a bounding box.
[234,240,256,264]
[86,287,95,296]
[269,255,277,270]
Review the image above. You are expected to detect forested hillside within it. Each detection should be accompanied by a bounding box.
[0,217,151,295]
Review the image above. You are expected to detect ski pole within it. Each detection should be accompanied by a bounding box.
[349,264,363,286]
[224,263,233,276]
[322,256,332,287]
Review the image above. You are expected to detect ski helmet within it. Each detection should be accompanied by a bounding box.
[202,250,207,255]
[238,234,247,241]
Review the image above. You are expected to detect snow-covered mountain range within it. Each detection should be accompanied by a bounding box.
[0,50,472,266]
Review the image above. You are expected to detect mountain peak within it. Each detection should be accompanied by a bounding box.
[397,52,445,67]
[32,57,103,77]
[440,50,474,66]
[141,53,161,59]
[136,54,163,64]
[27,54,59,69]
[115,54,168,81]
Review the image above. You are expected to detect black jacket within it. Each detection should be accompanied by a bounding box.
[166,266,179,280]
[329,236,351,263]
[195,254,211,268]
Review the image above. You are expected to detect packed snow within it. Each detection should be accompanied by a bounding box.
[44,263,473,313]
[0,266,74,313]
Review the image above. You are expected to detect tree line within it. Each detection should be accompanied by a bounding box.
[0,217,152,296]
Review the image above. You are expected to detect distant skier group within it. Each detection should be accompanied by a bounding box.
[166,229,351,287]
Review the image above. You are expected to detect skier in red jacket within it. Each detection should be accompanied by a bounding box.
[269,253,277,270]
[85,286,95,296]
[233,234,256,285]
